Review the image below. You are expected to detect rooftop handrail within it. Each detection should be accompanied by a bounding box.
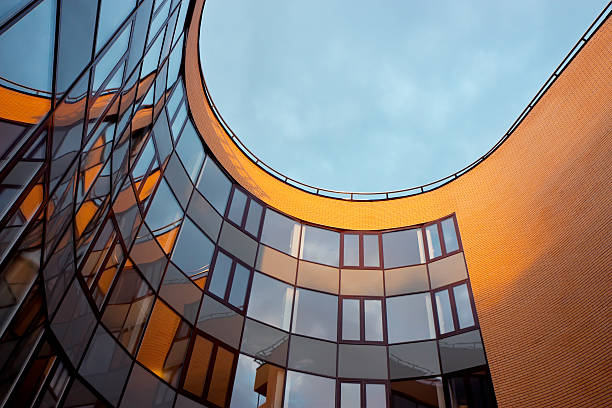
[203,3,608,200]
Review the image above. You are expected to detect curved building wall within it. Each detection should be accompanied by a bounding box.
[0,0,609,407]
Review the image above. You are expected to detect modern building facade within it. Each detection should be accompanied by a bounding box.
[0,0,610,407]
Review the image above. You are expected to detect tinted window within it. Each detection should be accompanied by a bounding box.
[292,288,337,341]
[300,226,339,266]
[382,229,425,268]
[171,218,215,277]
[342,299,360,341]
[260,210,300,257]
[453,284,475,329]
[363,235,380,267]
[196,157,231,215]
[228,189,247,225]
[366,384,386,408]
[425,224,442,259]
[343,234,359,266]
[341,383,361,408]
[284,370,335,408]
[247,272,293,331]
[208,252,232,299]
[364,299,383,342]
[386,293,435,343]
[435,290,455,334]
[441,217,460,253]
[244,200,262,236]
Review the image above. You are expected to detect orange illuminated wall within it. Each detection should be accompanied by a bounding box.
[186,1,612,405]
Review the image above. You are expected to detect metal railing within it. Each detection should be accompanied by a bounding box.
[198,3,611,201]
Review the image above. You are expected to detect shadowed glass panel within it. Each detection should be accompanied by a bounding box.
[382,229,425,268]
[247,272,293,331]
[292,288,337,341]
[196,157,231,214]
[171,217,215,278]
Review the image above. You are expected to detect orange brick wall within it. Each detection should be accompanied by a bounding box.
[187,1,612,405]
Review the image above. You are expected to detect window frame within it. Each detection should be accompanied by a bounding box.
[223,185,265,240]
[340,232,383,269]
[422,214,463,262]
[339,296,387,344]
[337,379,389,408]
[205,248,254,314]
[431,280,478,339]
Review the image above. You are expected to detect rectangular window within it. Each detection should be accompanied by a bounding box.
[382,229,425,268]
[260,209,301,257]
[207,250,253,311]
[386,293,435,343]
[226,186,263,238]
[433,282,476,336]
[342,233,381,268]
[300,225,339,267]
[343,234,360,267]
[292,288,338,341]
[424,215,461,260]
[340,382,387,408]
[341,297,385,343]
[247,272,294,331]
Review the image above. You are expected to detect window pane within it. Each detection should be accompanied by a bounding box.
[207,347,235,407]
[171,218,215,278]
[343,234,359,267]
[247,272,293,331]
[197,296,243,349]
[386,293,435,343]
[364,300,383,342]
[425,225,442,259]
[229,263,250,310]
[288,335,336,377]
[196,157,231,215]
[260,210,300,257]
[175,121,205,182]
[363,235,380,267]
[208,252,232,299]
[292,288,337,341]
[435,290,455,334]
[285,371,335,408]
[366,383,386,408]
[453,284,475,329]
[300,226,339,267]
[341,383,361,408]
[230,354,285,408]
[228,189,247,226]
[382,229,425,268]
[441,218,460,253]
[244,200,262,237]
[241,318,288,366]
[342,299,360,341]
[96,0,135,52]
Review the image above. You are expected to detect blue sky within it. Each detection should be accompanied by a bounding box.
[199,0,606,192]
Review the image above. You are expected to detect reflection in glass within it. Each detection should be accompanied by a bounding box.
[247,272,293,331]
[241,318,288,366]
[119,363,174,408]
[96,0,136,52]
[300,225,339,267]
[363,235,380,267]
[292,288,337,341]
[175,120,205,181]
[382,229,425,268]
[244,200,263,237]
[386,293,435,343]
[171,217,215,278]
[453,284,475,329]
[342,299,360,341]
[288,335,336,377]
[341,383,361,408]
[391,377,445,407]
[441,218,459,253]
[196,157,231,215]
[364,300,383,342]
[261,210,300,257]
[425,225,442,259]
[435,289,455,334]
[197,296,243,349]
[229,263,250,310]
[343,234,359,266]
[366,383,386,407]
[285,370,335,408]
[209,252,232,299]
[207,346,235,406]
[228,189,247,225]
[231,354,285,408]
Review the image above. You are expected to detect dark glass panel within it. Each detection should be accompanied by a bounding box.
[176,120,205,181]
[164,154,192,209]
[119,363,175,408]
[241,318,289,366]
[446,369,497,407]
[208,251,232,299]
[390,378,445,407]
[284,370,335,408]
[288,335,336,377]
[144,178,182,235]
[300,225,339,267]
[137,300,191,386]
[187,189,223,243]
[343,234,359,267]
[159,263,202,323]
[63,378,106,407]
[439,330,486,374]
[247,272,293,331]
[260,210,300,257]
[453,284,475,329]
[0,0,55,92]
[386,293,435,343]
[341,298,360,341]
[363,234,380,267]
[441,217,460,253]
[228,188,247,226]
[382,229,425,269]
[207,346,235,407]
[338,344,387,379]
[171,217,215,279]
[341,382,361,408]
[196,157,231,215]
[218,222,258,266]
[244,199,263,237]
[79,325,132,406]
[388,341,440,379]
[434,289,455,334]
[128,224,168,290]
[292,288,337,341]
[197,296,243,349]
[101,265,154,354]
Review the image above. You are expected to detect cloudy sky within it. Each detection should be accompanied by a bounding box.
[199,0,606,192]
